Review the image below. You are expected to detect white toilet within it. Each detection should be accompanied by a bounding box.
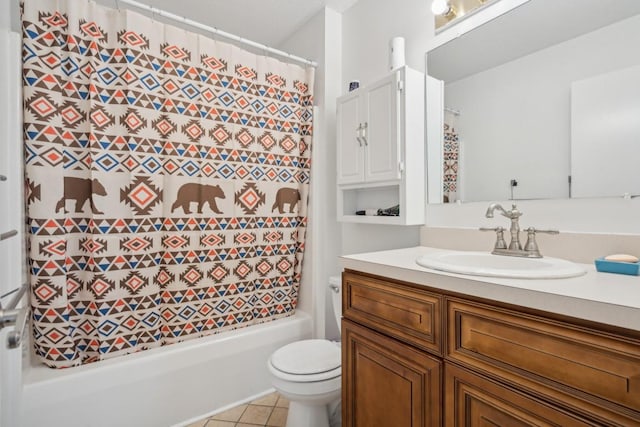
[268,276,342,427]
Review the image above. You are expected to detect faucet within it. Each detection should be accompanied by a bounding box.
[485,203,522,250]
[481,203,559,258]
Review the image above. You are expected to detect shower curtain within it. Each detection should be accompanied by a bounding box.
[22,0,314,368]
[442,110,459,203]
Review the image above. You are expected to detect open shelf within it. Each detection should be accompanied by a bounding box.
[339,214,405,225]
[338,184,408,225]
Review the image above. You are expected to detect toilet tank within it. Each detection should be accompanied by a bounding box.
[329,276,342,334]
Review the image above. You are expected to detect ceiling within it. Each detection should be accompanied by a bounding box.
[127,0,359,47]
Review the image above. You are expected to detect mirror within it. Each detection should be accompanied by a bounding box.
[426,0,640,204]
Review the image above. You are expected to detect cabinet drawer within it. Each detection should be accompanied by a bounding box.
[343,271,442,355]
[447,299,640,422]
[445,362,594,427]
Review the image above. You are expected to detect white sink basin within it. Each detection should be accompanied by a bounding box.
[415,251,586,279]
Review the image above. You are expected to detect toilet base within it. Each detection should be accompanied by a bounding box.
[286,400,330,427]
[286,400,342,427]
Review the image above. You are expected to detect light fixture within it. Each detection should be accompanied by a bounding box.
[431,0,455,16]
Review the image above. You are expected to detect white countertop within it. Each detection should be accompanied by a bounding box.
[339,246,640,331]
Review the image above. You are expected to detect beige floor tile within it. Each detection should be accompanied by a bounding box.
[251,391,280,406]
[236,424,264,427]
[185,419,208,427]
[275,395,289,408]
[238,404,273,425]
[203,420,236,427]
[266,407,288,427]
[211,404,248,422]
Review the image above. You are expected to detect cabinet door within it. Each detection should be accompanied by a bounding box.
[337,93,365,184]
[445,362,594,427]
[343,319,441,427]
[364,72,401,183]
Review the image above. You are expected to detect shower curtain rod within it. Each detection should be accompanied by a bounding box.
[116,0,318,68]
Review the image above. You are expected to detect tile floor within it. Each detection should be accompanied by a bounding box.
[187,392,288,427]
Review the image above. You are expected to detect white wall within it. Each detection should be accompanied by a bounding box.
[339,0,431,255]
[1,0,19,32]
[342,0,433,88]
[447,14,640,202]
[1,19,25,427]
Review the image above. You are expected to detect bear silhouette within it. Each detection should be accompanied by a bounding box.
[272,188,300,214]
[55,177,107,214]
[171,183,225,214]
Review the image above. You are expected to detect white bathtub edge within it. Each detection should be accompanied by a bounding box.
[21,311,313,427]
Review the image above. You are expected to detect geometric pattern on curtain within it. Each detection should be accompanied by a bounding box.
[442,113,459,202]
[21,0,314,368]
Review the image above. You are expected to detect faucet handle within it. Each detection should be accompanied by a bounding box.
[523,227,559,258]
[534,229,559,235]
[523,227,559,234]
[480,226,507,250]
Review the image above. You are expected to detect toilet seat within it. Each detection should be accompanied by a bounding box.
[269,339,341,383]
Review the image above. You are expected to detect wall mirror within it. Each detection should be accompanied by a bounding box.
[425,0,640,204]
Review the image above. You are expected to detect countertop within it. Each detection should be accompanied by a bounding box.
[339,246,640,331]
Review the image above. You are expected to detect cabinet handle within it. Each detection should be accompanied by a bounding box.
[362,122,368,146]
[356,124,363,147]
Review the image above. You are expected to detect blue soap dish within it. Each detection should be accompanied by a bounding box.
[594,258,640,276]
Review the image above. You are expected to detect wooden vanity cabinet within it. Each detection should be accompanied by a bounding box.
[341,270,640,426]
[341,271,443,427]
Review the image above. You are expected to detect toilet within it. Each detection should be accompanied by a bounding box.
[267,276,342,427]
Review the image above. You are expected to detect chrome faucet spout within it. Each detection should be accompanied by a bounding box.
[485,203,507,218]
[485,203,523,251]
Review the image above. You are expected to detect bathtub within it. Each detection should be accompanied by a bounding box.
[20,312,312,427]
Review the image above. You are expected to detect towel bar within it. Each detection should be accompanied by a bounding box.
[0,284,29,349]
[7,305,29,349]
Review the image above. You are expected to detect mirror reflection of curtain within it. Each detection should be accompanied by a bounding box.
[442,110,459,203]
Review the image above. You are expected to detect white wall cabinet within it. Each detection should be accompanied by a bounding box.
[337,72,399,184]
[336,66,425,225]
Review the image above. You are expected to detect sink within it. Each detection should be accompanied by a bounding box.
[415,251,586,279]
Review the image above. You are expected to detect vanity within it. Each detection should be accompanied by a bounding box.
[340,247,640,426]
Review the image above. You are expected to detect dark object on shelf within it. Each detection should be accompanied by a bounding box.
[377,204,400,216]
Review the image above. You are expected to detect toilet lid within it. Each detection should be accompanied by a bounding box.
[270,339,341,375]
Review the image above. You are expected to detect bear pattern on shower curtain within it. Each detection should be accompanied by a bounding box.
[21,0,314,368]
